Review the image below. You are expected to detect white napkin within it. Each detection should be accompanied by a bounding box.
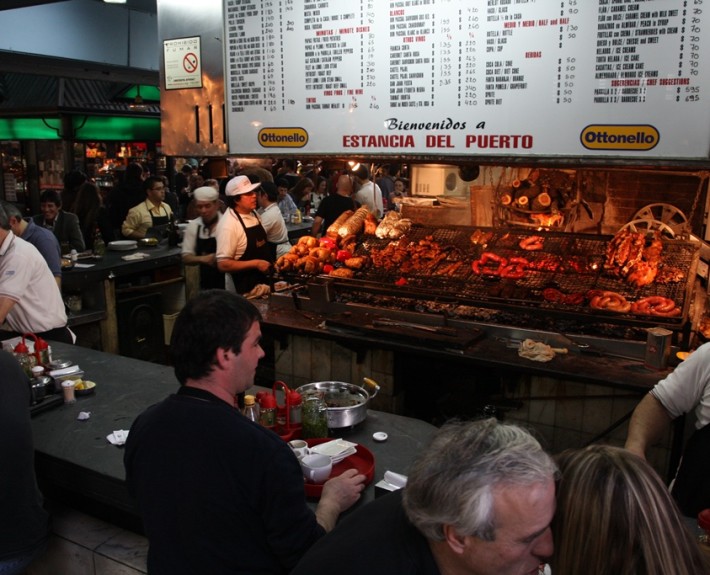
[107,430,129,446]
[310,439,357,463]
[49,364,80,377]
[122,252,150,261]
[384,471,408,488]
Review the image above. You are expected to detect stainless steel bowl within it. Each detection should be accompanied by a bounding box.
[295,379,380,428]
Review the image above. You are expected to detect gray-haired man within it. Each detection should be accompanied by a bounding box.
[293,419,557,575]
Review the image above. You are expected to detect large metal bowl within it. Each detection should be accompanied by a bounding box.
[295,379,380,429]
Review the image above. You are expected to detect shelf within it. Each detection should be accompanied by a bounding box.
[115,276,184,295]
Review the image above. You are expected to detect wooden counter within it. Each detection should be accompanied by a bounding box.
[62,243,198,353]
[30,342,437,523]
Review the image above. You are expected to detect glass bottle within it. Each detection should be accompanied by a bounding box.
[93,225,106,257]
[242,394,260,423]
[302,391,329,439]
[258,393,277,430]
[287,389,303,427]
[13,340,36,378]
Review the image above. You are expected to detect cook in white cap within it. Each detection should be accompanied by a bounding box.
[215,175,272,295]
[182,185,226,290]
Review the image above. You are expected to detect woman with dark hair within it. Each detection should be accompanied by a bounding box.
[33,189,85,252]
[289,177,314,215]
[552,444,709,575]
[62,169,88,212]
[72,182,115,251]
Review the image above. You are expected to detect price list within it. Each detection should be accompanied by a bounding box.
[224,0,710,160]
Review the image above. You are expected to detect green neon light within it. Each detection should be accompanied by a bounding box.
[0,116,160,141]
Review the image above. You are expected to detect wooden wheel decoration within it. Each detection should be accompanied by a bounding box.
[632,203,688,236]
[620,218,676,238]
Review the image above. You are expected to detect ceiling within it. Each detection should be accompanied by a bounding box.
[1,0,156,14]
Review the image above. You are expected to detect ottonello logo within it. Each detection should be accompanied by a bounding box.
[580,125,659,151]
[258,128,308,148]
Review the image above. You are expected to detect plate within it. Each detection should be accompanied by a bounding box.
[303,438,374,498]
[107,240,138,251]
[75,380,96,396]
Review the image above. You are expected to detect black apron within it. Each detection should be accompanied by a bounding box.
[670,422,710,517]
[195,221,224,290]
[230,210,271,294]
[147,205,170,239]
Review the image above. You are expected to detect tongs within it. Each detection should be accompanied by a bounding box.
[371,318,459,336]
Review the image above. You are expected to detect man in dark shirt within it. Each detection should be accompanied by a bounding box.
[124,290,365,574]
[0,350,50,573]
[311,174,356,236]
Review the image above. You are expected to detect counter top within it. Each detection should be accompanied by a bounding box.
[62,243,183,284]
[31,342,437,517]
[253,300,669,393]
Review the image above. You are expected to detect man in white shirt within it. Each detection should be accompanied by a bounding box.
[257,181,291,259]
[625,341,710,516]
[182,186,225,290]
[352,165,384,219]
[0,203,72,343]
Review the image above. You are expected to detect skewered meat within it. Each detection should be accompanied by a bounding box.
[326,210,354,238]
[339,206,371,237]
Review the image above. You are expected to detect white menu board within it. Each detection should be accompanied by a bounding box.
[224,0,710,160]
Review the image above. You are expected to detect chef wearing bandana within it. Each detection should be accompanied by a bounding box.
[182,186,226,291]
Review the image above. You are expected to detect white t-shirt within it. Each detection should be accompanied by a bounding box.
[652,341,710,429]
[216,209,262,262]
[353,181,383,219]
[181,212,222,257]
[258,203,290,258]
[0,232,67,333]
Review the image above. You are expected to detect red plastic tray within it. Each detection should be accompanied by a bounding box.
[303,438,375,498]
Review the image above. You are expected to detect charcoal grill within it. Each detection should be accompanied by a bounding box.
[275,225,699,334]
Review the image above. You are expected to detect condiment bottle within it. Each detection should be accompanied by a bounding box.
[13,339,37,378]
[31,365,45,379]
[93,225,106,257]
[698,508,710,547]
[302,391,328,439]
[33,336,51,367]
[258,393,277,430]
[242,394,260,423]
[287,389,303,427]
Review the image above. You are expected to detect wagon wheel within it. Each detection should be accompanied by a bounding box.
[632,203,688,236]
[620,218,676,239]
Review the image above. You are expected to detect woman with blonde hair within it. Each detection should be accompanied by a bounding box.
[552,444,709,575]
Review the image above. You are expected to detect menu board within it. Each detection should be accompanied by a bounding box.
[224,0,709,160]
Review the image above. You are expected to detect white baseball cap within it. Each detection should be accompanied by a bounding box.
[192,186,219,201]
[225,175,261,196]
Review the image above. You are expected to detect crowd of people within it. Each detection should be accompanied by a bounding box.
[3,158,710,574]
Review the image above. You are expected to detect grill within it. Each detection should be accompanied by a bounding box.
[278,225,699,333]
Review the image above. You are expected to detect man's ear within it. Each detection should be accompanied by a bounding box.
[214,348,232,370]
[442,524,468,555]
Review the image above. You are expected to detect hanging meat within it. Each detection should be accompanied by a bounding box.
[603,229,663,288]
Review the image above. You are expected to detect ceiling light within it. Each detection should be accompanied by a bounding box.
[104,0,127,4]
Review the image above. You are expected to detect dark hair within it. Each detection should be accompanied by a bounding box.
[260,181,279,202]
[353,165,369,180]
[64,169,87,191]
[39,189,62,207]
[143,176,164,194]
[170,290,262,385]
[0,202,10,230]
[0,200,23,221]
[181,164,194,174]
[73,182,102,240]
[126,162,145,182]
[275,177,290,189]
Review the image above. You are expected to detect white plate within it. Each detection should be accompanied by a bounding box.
[107,240,138,251]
